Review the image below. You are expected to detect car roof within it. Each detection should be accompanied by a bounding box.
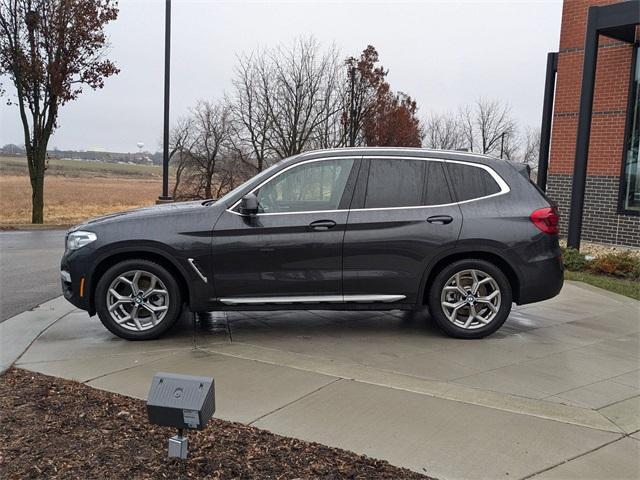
[295,147,506,169]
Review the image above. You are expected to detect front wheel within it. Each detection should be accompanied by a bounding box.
[95,259,182,340]
[427,259,512,339]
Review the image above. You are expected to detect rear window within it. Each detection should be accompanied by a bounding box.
[424,161,452,205]
[365,159,426,208]
[445,163,501,202]
[363,159,453,208]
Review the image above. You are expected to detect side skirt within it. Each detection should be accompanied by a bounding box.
[218,294,406,306]
[205,302,416,312]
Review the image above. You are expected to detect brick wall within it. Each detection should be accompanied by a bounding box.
[547,0,639,247]
[548,174,640,246]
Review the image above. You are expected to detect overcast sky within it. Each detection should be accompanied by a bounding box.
[0,0,563,153]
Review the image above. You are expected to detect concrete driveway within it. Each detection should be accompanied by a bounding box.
[5,281,640,479]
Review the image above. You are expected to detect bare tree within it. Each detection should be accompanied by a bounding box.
[173,100,234,200]
[213,150,255,198]
[231,36,346,167]
[459,103,476,152]
[0,0,119,223]
[230,51,272,172]
[168,117,193,199]
[522,127,541,167]
[266,37,344,158]
[311,57,348,149]
[500,129,521,162]
[459,98,517,156]
[423,112,466,150]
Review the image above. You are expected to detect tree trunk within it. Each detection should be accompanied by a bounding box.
[172,162,185,199]
[30,157,45,224]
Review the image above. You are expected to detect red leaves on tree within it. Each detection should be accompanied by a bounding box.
[344,45,423,148]
[364,89,423,147]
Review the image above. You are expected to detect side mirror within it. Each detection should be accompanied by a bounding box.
[239,193,258,216]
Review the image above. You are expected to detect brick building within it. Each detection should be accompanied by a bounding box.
[545,0,639,247]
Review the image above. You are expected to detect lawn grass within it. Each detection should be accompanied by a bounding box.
[565,270,640,301]
[0,156,167,225]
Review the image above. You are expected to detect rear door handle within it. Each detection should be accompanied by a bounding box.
[427,215,453,225]
[309,220,337,231]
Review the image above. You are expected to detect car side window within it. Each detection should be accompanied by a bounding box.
[253,159,355,213]
[364,159,427,208]
[445,162,501,202]
[424,161,453,205]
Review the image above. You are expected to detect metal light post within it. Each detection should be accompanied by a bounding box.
[348,65,356,147]
[158,0,172,202]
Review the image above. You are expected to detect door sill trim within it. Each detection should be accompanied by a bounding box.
[218,294,406,306]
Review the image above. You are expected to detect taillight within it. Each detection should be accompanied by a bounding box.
[530,206,559,234]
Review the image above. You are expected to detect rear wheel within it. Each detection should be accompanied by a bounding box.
[95,259,182,340]
[428,259,512,339]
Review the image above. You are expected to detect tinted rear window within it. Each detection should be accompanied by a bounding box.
[365,159,426,208]
[424,161,452,205]
[445,163,501,202]
[363,159,452,208]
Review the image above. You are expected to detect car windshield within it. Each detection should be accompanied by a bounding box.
[205,159,289,206]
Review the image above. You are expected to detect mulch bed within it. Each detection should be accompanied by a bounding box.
[0,368,432,479]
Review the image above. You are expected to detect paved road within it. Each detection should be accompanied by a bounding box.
[0,230,66,322]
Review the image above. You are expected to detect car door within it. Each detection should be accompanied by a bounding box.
[211,157,360,303]
[342,157,462,304]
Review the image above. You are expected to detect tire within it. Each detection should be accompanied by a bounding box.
[427,259,512,339]
[95,259,182,340]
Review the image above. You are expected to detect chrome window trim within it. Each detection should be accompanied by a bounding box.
[219,294,406,305]
[226,155,510,217]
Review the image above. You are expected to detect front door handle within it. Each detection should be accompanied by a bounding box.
[427,215,453,225]
[309,220,337,231]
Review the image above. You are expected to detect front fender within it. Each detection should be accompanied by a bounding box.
[86,241,211,315]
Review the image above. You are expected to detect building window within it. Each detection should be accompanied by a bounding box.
[621,47,640,214]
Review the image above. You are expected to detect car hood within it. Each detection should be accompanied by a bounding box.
[70,200,213,231]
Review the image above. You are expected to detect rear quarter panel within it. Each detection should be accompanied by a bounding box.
[455,163,562,301]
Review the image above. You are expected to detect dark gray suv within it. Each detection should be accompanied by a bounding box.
[61,148,563,340]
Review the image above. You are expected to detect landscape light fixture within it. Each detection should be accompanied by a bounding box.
[146,372,215,459]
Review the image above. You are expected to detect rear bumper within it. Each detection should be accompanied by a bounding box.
[517,255,564,305]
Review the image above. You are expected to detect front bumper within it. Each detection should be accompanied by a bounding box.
[61,248,94,313]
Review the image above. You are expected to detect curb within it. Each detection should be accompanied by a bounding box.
[0,224,72,231]
[0,296,76,374]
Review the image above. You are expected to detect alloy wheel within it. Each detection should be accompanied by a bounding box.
[106,270,170,332]
[440,269,501,330]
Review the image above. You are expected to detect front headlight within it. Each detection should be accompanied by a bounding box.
[66,231,97,251]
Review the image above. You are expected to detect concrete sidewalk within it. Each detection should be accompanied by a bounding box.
[4,281,639,479]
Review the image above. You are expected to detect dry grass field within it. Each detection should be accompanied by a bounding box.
[0,156,165,225]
